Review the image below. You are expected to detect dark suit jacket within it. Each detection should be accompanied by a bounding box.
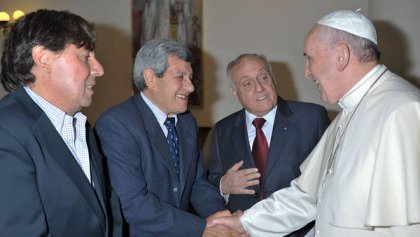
[95,94,226,237]
[206,96,330,237]
[0,88,122,237]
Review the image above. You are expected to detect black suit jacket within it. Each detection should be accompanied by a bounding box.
[95,94,226,237]
[206,96,330,236]
[0,88,122,237]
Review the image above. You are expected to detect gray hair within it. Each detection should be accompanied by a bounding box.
[133,38,192,91]
[317,25,381,62]
[226,54,274,89]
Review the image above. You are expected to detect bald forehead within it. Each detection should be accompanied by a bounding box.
[305,24,322,41]
[241,54,261,61]
[234,55,265,70]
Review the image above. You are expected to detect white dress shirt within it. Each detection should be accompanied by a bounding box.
[220,106,277,201]
[245,106,277,148]
[24,87,91,183]
[141,92,178,135]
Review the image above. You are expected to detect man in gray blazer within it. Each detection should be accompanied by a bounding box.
[205,54,330,237]
[95,39,240,237]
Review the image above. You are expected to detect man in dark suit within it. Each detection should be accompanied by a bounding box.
[0,9,122,236]
[95,39,240,237]
[205,54,330,236]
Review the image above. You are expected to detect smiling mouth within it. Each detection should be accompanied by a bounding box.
[86,84,95,92]
[176,94,190,100]
[256,95,267,101]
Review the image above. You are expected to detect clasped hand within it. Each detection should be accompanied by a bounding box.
[204,210,249,237]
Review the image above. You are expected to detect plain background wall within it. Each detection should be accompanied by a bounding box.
[0,0,419,126]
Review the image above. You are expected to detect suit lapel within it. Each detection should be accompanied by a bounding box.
[134,96,179,181]
[176,116,194,194]
[233,111,254,168]
[86,125,108,227]
[32,113,106,231]
[14,88,106,231]
[265,98,293,179]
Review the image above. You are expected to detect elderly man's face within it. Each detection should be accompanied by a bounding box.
[230,55,277,117]
[303,26,343,104]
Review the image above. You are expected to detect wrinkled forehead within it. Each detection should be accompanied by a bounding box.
[234,58,268,77]
[235,56,268,73]
[304,25,327,51]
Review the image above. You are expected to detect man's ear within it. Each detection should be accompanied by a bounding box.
[230,86,239,101]
[143,68,156,89]
[32,45,53,72]
[336,43,350,71]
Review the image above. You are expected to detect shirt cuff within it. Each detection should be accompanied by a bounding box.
[219,177,230,204]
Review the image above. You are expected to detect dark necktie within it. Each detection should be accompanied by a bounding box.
[252,118,268,199]
[164,117,180,175]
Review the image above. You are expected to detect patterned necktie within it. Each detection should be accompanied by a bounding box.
[252,118,268,199]
[164,117,180,175]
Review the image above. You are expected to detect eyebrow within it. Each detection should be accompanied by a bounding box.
[238,75,252,81]
[175,71,194,78]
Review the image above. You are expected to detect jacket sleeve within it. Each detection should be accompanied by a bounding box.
[190,145,226,217]
[0,127,49,236]
[95,113,206,236]
[205,127,225,189]
[241,179,316,237]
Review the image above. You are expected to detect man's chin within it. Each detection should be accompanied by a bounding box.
[176,105,189,114]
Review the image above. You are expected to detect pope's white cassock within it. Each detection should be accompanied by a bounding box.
[240,64,420,237]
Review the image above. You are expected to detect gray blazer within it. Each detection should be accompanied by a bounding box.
[95,93,225,237]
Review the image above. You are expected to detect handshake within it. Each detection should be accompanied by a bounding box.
[203,160,260,237]
[204,209,250,237]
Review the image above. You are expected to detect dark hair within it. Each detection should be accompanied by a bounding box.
[133,38,192,92]
[1,9,96,92]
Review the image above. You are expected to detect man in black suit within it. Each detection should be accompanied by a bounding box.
[0,9,122,236]
[205,54,330,236]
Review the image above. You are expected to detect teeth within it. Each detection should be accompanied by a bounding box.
[177,94,189,100]
[257,95,266,101]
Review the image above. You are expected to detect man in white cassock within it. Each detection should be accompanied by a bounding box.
[210,9,420,237]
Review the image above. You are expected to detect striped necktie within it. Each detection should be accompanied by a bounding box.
[164,117,180,175]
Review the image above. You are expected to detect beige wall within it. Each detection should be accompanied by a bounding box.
[0,0,419,126]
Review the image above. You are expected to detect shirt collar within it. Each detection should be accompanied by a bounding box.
[245,105,277,130]
[140,92,178,126]
[338,64,383,110]
[24,86,86,133]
